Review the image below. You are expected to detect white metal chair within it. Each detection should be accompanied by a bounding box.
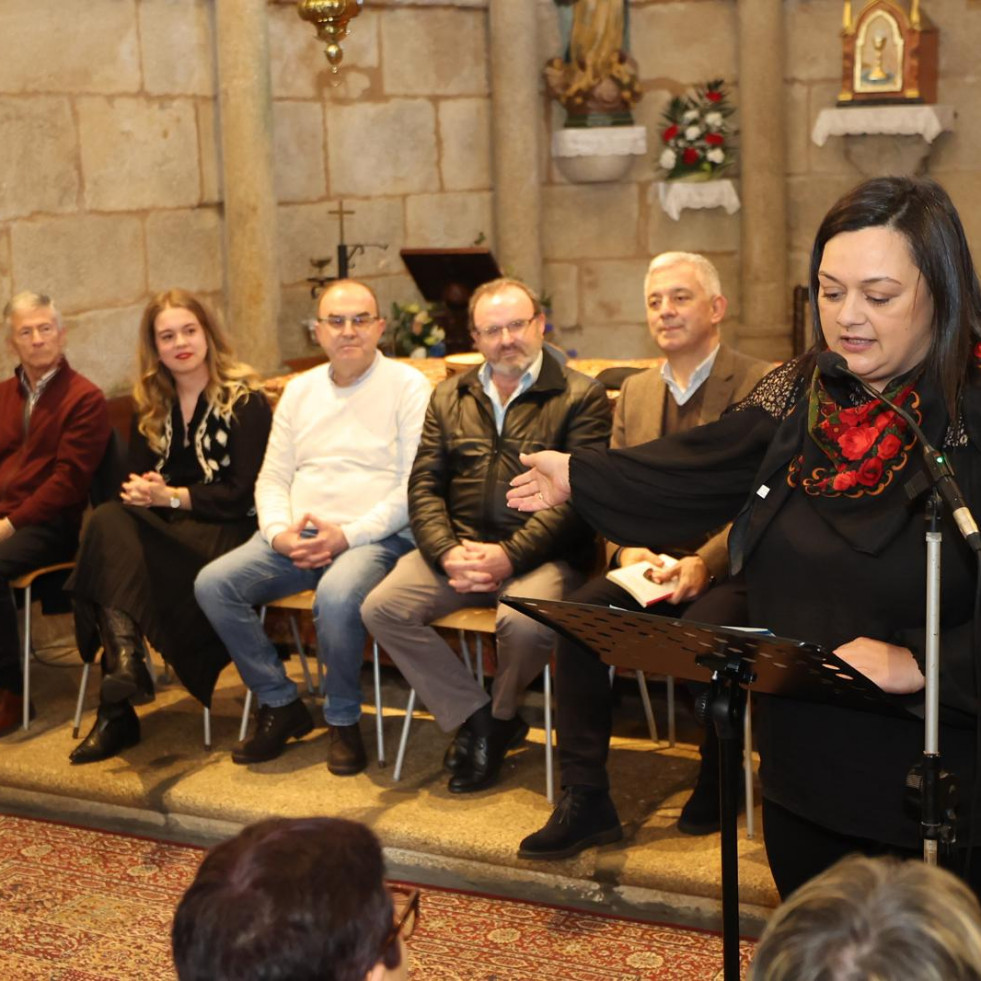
[390,606,556,803]
[11,562,75,730]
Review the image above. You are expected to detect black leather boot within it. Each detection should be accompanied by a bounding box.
[69,701,140,765]
[98,607,153,704]
[518,787,623,860]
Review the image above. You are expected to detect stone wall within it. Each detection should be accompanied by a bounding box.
[269,0,494,364]
[0,0,222,392]
[3,0,981,389]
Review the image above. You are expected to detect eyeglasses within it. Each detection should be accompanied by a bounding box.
[316,313,378,332]
[14,323,58,341]
[471,317,538,340]
[385,887,420,947]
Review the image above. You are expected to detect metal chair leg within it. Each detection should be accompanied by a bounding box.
[240,689,253,742]
[458,630,473,675]
[636,670,659,743]
[544,663,554,804]
[21,583,32,730]
[393,689,416,781]
[373,641,385,765]
[288,614,316,695]
[744,692,755,839]
[203,707,212,749]
[72,662,92,738]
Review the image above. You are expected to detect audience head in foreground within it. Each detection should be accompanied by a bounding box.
[749,855,981,981]
[173,817,411,981]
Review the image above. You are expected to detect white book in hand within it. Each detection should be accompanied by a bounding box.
[605,554,679,608]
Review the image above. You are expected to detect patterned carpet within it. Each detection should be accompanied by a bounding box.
[0,813,755,979]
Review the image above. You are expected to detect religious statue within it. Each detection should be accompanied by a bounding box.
[545,0,642,127]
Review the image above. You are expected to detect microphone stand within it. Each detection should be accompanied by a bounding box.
[908,488,953,865]
[822,355,968,861]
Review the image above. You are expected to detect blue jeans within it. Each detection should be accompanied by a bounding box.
[194,531,413,726]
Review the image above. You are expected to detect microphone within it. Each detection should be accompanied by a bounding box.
[817,351,981,554]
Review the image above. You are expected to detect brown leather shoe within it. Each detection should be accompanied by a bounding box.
[0,688,33,737]
[232,699,314,765]
[326,723,367,776]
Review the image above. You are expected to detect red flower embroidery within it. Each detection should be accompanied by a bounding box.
[663,124,679,141]
[682,147,700,164]
[838,426,879,461]
[877,433,902,460]
[832,471,858,491]
[874,410,895,432]
[839,405,872,427]
[705,133,725,145]
[857,456,884,486]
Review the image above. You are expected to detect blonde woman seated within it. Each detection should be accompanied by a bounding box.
[749,854,981,980]
[68,289,272,764]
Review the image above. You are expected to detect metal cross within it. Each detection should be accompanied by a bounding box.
[328,199,355,244]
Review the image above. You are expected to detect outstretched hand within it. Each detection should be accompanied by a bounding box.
[506,451,572,512]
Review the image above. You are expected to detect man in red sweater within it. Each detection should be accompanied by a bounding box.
[0,292,109,734]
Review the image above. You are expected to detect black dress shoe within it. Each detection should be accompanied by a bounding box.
[70,703,140,765]
[327,723,368,776]
[443,726,473,773]
[518,787,623,860]
[447,732,505,793]
[232,699,314,764]
[444,714,529,773]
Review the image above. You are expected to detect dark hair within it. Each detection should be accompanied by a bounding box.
[809,176,981,417]
[749,855,981,981]
[172,817,399,981]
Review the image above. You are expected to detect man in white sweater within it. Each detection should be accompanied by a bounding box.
[195,280,431,775]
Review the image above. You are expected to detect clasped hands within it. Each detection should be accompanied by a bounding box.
[441,539,513,594]
[121,471,172,508]
[272,514,349,569]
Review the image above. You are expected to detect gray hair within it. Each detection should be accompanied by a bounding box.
[3,291,63,332]
[749,855,981,981]
[644,252,722,300]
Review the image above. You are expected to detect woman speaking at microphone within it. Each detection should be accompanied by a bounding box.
[508,176,981,898]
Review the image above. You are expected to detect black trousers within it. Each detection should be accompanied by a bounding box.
[762,797,981,902]
[0,518,78,694]
[556,573,748,790]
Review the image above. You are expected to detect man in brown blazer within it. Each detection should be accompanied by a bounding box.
[519,251,772,860]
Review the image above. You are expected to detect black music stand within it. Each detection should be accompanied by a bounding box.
[501,596,914,981]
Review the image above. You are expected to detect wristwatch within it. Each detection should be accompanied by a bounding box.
[169,494,181,509]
